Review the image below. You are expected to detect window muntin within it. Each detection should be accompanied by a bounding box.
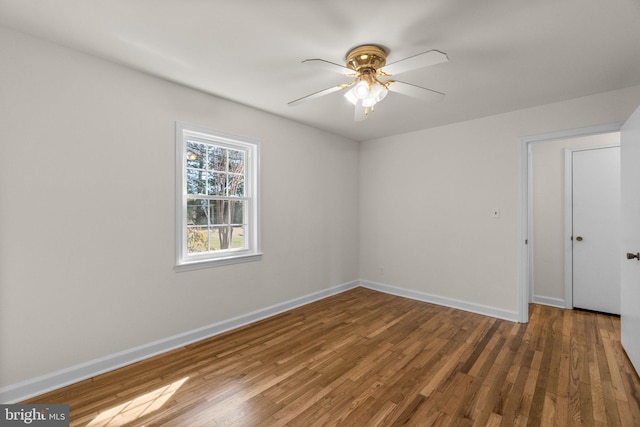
[176,123,260,270]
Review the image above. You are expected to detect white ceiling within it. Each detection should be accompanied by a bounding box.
[1,0,639,141]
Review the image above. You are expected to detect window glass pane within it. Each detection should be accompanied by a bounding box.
[187,226,209,254]
[230,200,244,224]
[228,174,244,197]
[209,226,230,250]
[186,169,207,195]
[187,200,209,225]
[208,173,226,196]
[231,226,245,249]
[186,141,207,169]
[209,146,227,171]
[229,150,245,174]
[209,200,228,225]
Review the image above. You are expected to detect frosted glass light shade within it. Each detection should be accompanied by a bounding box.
[344,88,358,105]
[344,81,388,107]
[354,80,369,99]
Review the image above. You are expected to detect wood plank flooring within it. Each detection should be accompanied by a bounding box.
[24,287,640,426]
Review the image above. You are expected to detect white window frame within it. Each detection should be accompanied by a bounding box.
[175,122,261,271]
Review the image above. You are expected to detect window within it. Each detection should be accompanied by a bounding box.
[176,122,261,271]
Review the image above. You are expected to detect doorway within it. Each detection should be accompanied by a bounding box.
[517,124,622,323]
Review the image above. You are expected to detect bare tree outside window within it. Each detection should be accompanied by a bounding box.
[186,142,246,254]
[176,122,260,270]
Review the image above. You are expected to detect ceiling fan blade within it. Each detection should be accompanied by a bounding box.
[302,58,354,75]
[381,50,448,76]
[354,100,368,122]
[288,85,343,106]
[387,81,445,102]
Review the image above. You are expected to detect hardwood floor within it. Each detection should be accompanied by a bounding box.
[24,287,640,426]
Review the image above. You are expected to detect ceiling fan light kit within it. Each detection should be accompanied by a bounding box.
[343,75,389,110]
[289,44,448,121]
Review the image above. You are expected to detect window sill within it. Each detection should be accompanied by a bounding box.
[175,253,263,272]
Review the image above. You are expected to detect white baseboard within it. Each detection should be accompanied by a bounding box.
[0,281,359,404]
[1,279,523,403]
[359,280,520,323]
[532,295,566,309]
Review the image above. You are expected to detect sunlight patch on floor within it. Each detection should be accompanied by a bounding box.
[87,377,188,426]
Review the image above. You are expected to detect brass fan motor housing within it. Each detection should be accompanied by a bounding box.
[345,45,387,72]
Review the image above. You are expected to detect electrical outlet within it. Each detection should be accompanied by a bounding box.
[379,266,384,276]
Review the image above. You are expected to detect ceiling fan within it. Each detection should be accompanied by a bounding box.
[288,44,448,121]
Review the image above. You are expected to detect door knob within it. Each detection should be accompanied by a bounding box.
[575,236,583,241]
[627,252,640,260]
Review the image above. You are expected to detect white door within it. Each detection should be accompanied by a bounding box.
[572,147,621,314]
[621,106,640,374]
